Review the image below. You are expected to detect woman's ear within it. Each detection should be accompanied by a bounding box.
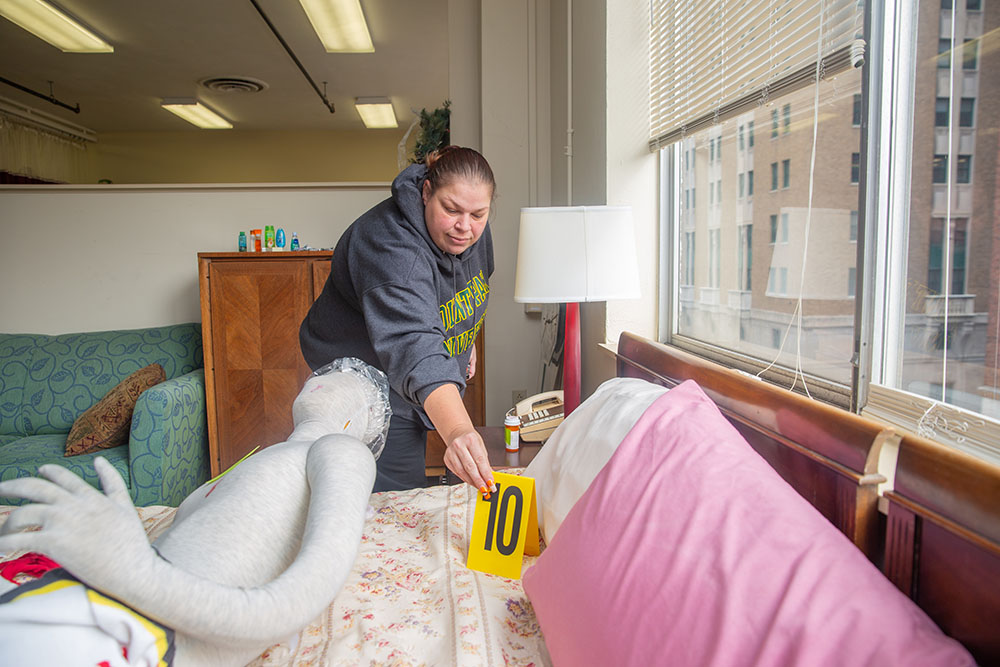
[422,180,431,206]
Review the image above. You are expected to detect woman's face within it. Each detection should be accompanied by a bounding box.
[422,178,492,255]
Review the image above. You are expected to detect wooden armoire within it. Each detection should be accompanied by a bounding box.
[198,251,484,477]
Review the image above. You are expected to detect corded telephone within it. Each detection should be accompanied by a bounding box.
[508,390,565,443]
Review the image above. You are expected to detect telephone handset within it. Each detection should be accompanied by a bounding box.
[508,390,565,443]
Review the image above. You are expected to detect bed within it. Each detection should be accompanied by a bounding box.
[0,332,996,665]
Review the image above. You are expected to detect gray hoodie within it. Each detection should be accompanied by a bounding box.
[299,163,493,427]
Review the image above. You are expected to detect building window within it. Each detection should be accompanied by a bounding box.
[748,121,755,148]
[682,231,695,286]
[782,159,790,188]
[959,98,975,127]
[653,0,1000,463]
[783,103,791,133]
[928,218,968,295]
[933,154,948,183]
[767,267,788,295]
[739,172,745,198]
[963,39,978,70]
[747,170,754,196]
[738,224,752,291]
[956,154,972,184]
[935,98,949,127]
[681,232,694,285]
[941,0,952,7]
[709,229,721,288]
[739,124,745,151]
[938,39,951,69]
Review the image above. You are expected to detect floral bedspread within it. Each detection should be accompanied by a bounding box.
[0,479,551,667]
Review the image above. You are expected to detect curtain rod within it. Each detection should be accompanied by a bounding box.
[0,76,80,114]
[248,0,336,115]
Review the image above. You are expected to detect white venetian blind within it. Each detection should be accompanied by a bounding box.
[650,0,864,150]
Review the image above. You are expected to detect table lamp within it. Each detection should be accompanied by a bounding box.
[514,206,641,415]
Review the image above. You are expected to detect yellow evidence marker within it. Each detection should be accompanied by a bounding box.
[467,471,539,579]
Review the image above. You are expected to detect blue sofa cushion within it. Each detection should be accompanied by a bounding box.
[0,435,129,505]
[0,324,202,438]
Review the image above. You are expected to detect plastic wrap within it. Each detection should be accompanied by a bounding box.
[310,358,392,460]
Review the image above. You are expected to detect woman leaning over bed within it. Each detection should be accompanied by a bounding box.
[300,146,496,494]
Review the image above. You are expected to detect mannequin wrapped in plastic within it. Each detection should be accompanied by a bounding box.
[0,358,392,667]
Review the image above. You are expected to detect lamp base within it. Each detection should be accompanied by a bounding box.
[564,302,581,415]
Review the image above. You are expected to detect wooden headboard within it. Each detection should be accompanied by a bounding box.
[614,332,1000,664]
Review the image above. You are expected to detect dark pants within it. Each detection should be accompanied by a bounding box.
[373,412,429,492]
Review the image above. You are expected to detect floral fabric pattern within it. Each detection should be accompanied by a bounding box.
[0,477,552,666]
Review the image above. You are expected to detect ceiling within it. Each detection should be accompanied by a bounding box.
[0,0,451,134]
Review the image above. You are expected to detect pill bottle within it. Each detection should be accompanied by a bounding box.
[504,413,520,452]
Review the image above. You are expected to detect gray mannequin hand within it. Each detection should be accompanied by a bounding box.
[0,457,156,591]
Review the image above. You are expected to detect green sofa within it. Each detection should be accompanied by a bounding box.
[0,323,210,506]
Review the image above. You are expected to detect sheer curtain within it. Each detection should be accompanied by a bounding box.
[0,114,93,184]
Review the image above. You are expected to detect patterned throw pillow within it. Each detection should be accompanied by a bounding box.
[64,363,166,457]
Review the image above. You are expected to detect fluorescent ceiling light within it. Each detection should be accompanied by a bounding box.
[355,97,397,128]
[299,0,373,53]
[161,98,233,129]
[0,0,113,52]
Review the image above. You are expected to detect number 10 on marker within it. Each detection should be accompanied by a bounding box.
[467,471,539,579]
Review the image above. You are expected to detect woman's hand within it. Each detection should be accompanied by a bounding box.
[441,426,495,492]
[424,383,495,493]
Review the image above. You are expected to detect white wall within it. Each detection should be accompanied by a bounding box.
[549,0,658,397]
[480,0,552,424]
[0,184,388,334]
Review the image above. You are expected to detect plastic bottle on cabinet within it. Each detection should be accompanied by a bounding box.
[276,228,286,251]
[238,231,247,252]
[290,232,300,251]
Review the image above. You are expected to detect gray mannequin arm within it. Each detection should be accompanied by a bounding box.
[0,436,374,647]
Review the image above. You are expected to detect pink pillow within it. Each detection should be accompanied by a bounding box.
[522,380,973,667]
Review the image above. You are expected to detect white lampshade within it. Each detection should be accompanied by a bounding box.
[514,206,641,303]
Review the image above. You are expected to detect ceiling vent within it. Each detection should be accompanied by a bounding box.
[199,76,269,94]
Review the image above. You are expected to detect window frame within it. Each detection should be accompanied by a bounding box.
[654,0,1000,459]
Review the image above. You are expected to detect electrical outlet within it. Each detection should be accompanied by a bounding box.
[512,389,528,405]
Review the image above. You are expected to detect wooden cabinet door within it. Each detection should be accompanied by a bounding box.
[208,259,313,471]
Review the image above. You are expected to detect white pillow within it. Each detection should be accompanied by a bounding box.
[524,377,668,543]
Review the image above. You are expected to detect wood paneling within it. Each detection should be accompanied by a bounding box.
[199,252,331,475]
[884,431,1000,665]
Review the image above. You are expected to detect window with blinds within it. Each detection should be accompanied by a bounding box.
[649,0,863,151]
[653,0,1000,465]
